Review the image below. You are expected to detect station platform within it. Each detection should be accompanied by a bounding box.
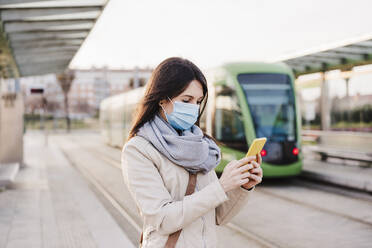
[301,150,372,193]
[0,132,135,248]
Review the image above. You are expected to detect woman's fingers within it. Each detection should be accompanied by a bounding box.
[238,163,254,172]
[249,167,261,174]
[251,168,263,178]
[248,173,262,183]
[237,156,256,166]
[236,157,261,174]
[257,153,262,164]
[237,155,261,168]
[241,171,251,179]
[239,178,250,185]
[251,161,260,168]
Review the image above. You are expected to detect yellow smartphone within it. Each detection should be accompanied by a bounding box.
[246,137,267,159]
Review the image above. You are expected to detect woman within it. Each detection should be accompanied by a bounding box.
[121,57,263,248]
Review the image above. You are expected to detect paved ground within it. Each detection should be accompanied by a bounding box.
[2,130,372,248]
[51,130,372,248]
[0,131,134,248]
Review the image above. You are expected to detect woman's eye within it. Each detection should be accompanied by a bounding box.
[182,100,201,104]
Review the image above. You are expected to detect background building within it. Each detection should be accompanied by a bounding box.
[20,67,153,118]
[68,67,152,117]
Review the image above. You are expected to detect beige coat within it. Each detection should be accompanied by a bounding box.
[121,135,254,248]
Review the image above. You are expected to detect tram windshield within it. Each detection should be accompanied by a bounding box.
[238,73,296,142]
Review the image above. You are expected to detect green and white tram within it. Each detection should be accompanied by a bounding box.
[100,62,302,177]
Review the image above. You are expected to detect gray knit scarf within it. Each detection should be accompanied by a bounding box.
[136,113,221,174]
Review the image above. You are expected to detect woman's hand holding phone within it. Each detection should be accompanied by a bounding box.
[219,156,256,192]
[241,154,263,190]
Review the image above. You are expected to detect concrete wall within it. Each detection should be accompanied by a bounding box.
[0,78,24,164]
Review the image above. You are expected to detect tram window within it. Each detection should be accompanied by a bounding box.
[238,73,296,142]
[214,85,247,152]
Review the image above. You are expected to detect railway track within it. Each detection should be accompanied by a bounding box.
[61,135,372,247]
[58,145,143,246]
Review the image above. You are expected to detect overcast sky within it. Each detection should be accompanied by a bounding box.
[69,0,372,70]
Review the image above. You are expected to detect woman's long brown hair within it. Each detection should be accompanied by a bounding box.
[127,57,217,143]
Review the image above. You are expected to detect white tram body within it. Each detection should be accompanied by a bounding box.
[99,87,145,148]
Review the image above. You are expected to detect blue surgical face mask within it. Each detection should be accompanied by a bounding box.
[160,97,200,131]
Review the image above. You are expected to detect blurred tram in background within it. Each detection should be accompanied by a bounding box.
[100,62,302,177]
[100,86,145,148]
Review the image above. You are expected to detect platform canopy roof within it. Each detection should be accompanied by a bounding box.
[0,0,108,78]
[279,34,372,77]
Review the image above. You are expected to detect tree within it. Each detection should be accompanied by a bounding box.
[57,70,75,132]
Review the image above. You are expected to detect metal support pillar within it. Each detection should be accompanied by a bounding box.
[345,77,351,126]
[320,72,330,130]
